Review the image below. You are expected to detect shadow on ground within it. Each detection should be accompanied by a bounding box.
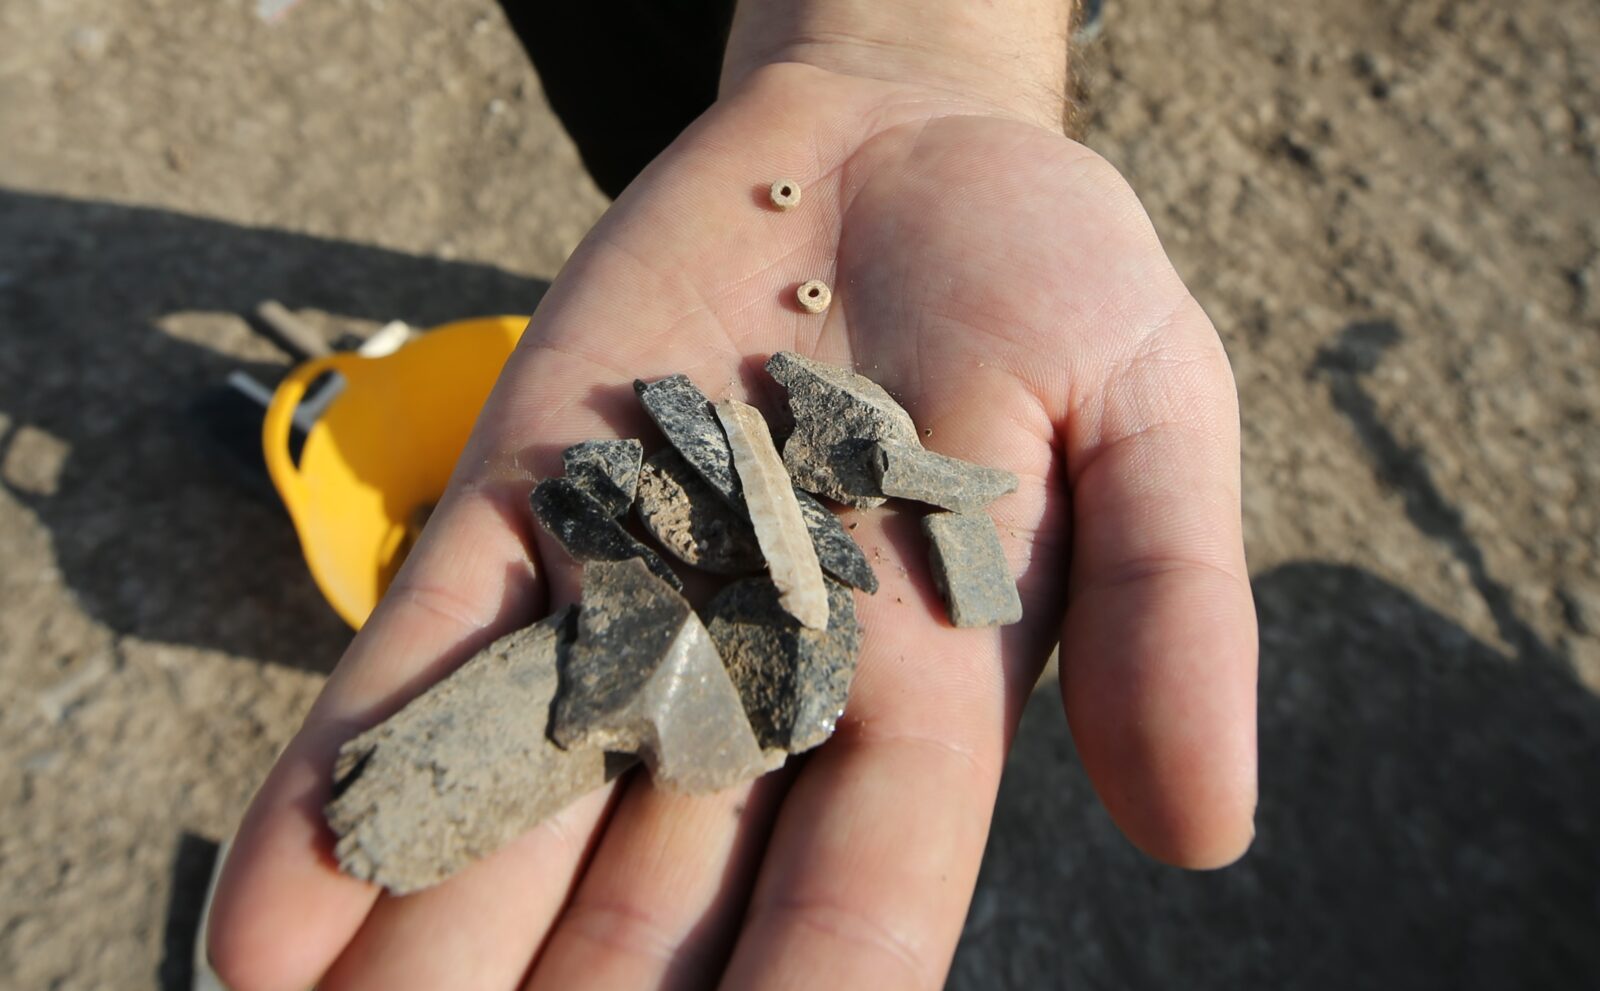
[157,832,219,991]
[0,189,548,670]
[953,321,1600,988]
[957,563,1600,989]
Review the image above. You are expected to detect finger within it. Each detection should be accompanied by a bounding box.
[524,773,789,991]
[719,474,1063,990]
[317,787,615,991]
[1059,296,1258,868]
[717,632,1021,987]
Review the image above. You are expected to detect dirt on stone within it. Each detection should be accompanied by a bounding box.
[325,610,609,895]
[636,447,765,574]
[2,0,1598,988]
[705,576,862,754]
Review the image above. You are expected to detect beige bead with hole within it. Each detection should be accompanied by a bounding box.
[796,280,832,314]
[769,179,802,210]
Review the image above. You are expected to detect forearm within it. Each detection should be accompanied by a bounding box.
[722,0,1074,131]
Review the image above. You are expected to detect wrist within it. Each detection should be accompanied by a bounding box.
[721,0,1073,132]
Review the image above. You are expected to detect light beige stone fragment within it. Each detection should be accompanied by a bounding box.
[714,399,831,630]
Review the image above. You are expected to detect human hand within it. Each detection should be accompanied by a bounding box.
[207,9,1257,989]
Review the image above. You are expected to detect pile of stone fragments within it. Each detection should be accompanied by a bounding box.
[325,351,1022,893]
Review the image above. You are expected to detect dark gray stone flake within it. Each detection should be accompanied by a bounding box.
[551,560,767,793]
[922,512,1023,628]
[705,577,862,754]
[634,374,741,506]
[562,438,643,517]
[871,442,1018,513]
[793,488,878,593]
[530,477,682,590]
[765,351,923,508]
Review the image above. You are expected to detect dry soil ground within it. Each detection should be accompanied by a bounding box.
[2,0,1598,988]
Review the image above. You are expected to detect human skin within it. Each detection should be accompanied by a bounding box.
[207,2,1258,988]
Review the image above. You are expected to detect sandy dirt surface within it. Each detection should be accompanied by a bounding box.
[2,0,1597,987]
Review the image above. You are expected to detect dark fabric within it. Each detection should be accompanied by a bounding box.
[497,0,736,199]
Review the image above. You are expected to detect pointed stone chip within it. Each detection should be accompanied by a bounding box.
[634,374,741,506]
[705,578,862,754]
[530,477,682,590]
[922,512,1023,628]
[562,439,643,517]
[636,448,764,574]
[793,488,878,593]
[714,398,831,630]
[325,610,623,894]
[870,443,1018,513]
[551,559,767,794]
[765,351,923,508]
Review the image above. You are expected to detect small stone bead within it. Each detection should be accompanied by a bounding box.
[769,179,802,210]
[797,280,832,314]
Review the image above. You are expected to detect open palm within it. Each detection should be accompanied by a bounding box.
[209,64,1257,991]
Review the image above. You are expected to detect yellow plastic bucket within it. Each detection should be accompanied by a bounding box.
[263,316,528,628]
